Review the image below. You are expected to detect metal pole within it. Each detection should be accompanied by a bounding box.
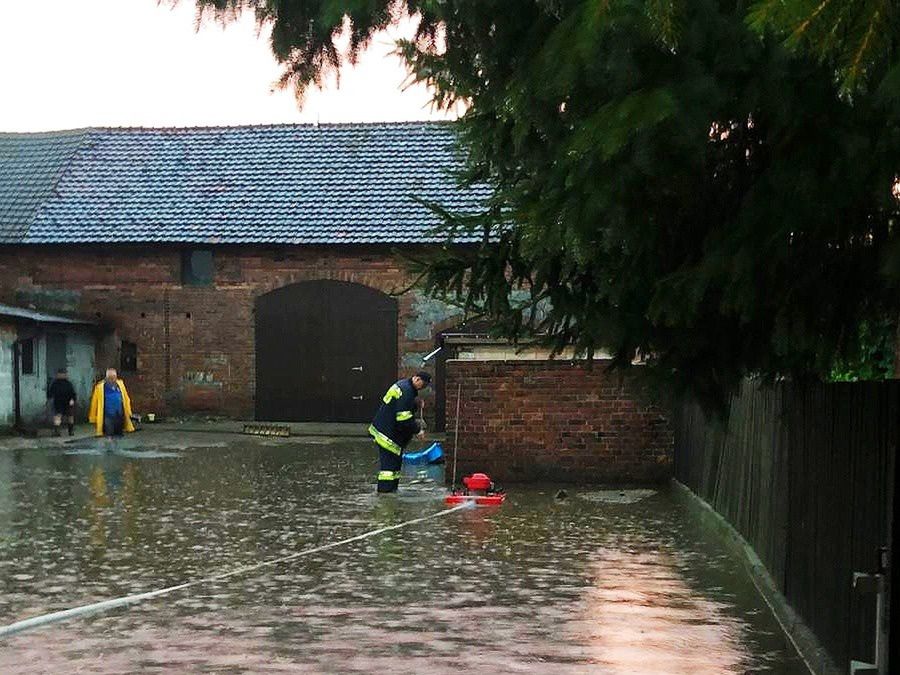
[452,382,461,491]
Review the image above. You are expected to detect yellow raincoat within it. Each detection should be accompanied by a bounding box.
[88,379,136,436]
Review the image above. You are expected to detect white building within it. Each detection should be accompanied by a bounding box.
[0,304,100,431]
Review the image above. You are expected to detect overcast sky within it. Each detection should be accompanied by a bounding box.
[0,0,452,131]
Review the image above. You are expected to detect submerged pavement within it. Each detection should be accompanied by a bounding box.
[0,430,806,673]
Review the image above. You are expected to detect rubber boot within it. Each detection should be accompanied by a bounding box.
[68,424,75,436]
[377,476,400,493]
[53,427,61,437]
[377,446,403,493]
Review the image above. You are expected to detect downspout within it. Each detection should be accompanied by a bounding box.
[12,339,21,430]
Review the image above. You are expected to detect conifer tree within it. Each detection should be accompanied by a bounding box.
[193,1,900,401]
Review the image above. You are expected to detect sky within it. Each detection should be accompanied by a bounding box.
[0,0,453,131]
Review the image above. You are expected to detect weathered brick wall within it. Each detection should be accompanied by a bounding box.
[0,245,453,417]
[444,359,673,483]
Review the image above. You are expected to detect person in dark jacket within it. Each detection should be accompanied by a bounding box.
[47,368,77,437]
[369,371,431,493]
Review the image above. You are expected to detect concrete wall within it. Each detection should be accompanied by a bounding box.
[0,322,15,429]
[445,359,673,483]
[0,245,458,418]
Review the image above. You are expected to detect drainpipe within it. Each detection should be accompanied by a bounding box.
[12,338,21,431]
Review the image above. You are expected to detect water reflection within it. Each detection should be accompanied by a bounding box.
[86,465,110,555]
[0,434,805,673]
[583,549,750,673]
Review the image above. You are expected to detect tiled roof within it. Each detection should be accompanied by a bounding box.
[0,130,90,243]
[0,122,488,245]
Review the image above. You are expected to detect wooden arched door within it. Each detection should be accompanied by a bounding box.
[255,281,398,422]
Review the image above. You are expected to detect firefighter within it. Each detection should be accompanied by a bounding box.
[369,371,431,493]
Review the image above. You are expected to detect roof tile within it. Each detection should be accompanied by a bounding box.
[0,122,488,245]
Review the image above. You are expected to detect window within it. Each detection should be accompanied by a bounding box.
[181,249,214,286]
[20,338,34,375]
[121,340,137,373]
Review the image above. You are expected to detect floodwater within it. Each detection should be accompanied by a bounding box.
[0,433,806,673]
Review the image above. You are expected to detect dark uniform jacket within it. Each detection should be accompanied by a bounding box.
[368,378,419,455]
[47,379,76,413]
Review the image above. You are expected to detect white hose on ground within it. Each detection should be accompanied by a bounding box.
[0,502,474,639]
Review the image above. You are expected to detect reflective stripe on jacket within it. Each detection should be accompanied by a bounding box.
[369,378,418,455]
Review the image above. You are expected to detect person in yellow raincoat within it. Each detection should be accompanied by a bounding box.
[88,368,135,437]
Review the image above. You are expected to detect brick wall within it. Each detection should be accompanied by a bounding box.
[445,359,673,483]
[0,245,451,418]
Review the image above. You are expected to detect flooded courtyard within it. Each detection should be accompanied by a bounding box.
[0,432,806,673]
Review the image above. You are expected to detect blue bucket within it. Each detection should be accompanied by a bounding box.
[403,441,444,465]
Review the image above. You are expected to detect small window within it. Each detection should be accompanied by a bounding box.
[20,338,34,375]
[121,340,138,373]
[181,249,214,286]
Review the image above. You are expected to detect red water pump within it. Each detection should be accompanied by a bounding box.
[463,473,493,493]
[445,472,506,506]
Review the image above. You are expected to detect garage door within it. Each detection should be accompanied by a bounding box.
[255,281,398,422]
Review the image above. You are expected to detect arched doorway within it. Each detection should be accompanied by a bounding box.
[255,281,398,422]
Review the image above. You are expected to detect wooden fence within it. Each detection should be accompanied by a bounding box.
[675,380,900,670]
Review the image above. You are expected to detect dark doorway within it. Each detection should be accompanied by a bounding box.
[255,281,398,422]
[46,333,67,388]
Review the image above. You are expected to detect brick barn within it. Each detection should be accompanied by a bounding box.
[0,122,485,423]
